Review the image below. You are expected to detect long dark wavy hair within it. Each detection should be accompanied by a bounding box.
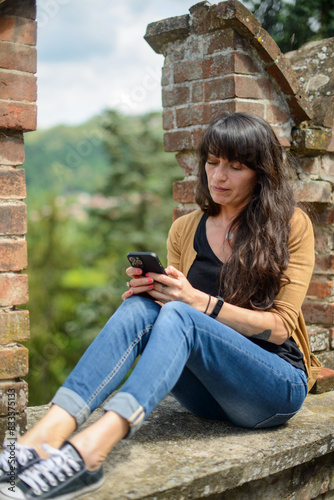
[196,111,296,310]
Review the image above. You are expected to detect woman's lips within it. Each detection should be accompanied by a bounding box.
[212,186,230,192]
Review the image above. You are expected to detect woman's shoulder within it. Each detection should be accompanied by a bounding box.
[170,209,204,232]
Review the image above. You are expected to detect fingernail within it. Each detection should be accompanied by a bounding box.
[137,269,142,274]
[145,273,150,277]
[129,290,133,295]
[148,284,154,289]
[147,278,153,283]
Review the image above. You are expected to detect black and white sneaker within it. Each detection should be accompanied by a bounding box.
[0,442,40,484]
[0,442,104,500]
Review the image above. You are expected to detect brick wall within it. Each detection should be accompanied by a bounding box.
[0,0,37,440]
[145,0,334,387]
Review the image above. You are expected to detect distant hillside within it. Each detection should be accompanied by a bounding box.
[23,115,111,204]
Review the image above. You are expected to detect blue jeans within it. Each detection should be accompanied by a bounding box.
[52,296,308,436]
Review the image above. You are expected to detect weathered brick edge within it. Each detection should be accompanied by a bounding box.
[0,0,36,440]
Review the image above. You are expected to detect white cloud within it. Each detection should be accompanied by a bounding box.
[36,0,203,128]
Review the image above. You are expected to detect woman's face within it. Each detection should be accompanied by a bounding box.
[205,153,258,213]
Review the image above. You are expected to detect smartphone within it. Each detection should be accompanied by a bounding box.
[127,252,167,275]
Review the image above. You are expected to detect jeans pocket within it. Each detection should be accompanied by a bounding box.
[253,410,299,429]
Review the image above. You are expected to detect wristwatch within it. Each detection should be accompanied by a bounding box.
[210,296,225,319]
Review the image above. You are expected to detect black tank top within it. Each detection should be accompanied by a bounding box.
[187,214,306,373]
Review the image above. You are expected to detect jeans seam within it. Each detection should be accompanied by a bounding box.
[86,324,153,407]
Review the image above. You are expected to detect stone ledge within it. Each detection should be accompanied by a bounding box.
[25,391,334,499]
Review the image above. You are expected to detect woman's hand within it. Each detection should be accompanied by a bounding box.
[146,266,206,309]
[121,267,155,300]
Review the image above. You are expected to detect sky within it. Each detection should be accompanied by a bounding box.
[36,0,221,129]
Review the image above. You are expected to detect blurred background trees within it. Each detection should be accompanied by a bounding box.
[248,0,334,52]
[24,110,181,405]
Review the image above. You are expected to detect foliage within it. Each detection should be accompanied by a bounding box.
[248,0,334,52]
[25,111,182,405]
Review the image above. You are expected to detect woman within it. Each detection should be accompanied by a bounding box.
[0,112,321,500]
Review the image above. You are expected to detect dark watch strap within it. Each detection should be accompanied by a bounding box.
[210,296,225,319]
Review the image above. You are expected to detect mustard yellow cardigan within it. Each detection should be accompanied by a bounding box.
[167,207,322,392]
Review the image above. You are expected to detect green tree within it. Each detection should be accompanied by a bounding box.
[249,0,334,52]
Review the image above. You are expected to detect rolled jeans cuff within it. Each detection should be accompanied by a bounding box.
[103,391,145,437]
[51,387,91,427]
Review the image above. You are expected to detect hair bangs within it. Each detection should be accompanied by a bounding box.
[201,113,261,170]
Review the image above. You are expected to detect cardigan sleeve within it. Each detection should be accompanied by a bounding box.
[166,217,183,270]
[269,208,315,337]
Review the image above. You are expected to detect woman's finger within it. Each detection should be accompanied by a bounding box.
[125,267,143,277]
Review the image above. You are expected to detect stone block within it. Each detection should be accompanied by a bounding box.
[291,180,332,203]
[0,168,26,199]
[173,205,197,220]
[292,128,333,154]
[0,380,28,415]
[144,15,190,55]
[0,310,30,344]
[0,411,27,443]
[0,345,28,379]
[0,274,28,307]
[175,151,199,175]
[311,367,334,394]
[314,254,334,274]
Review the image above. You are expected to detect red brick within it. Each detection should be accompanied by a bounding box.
[164,130,192,152]
[0,101,37,131]
[232,100,266,118]
[313,229,333,252]
[234,52,262,75]
[307,278,333,299]
[173,179,197,203]
[175,151,199,175]
[302,302,334,326]
[0,0,36,20]
[161,65,172,87]
[173,205,197,221]
[204,77,235,101]
[314,254,334,274]
[250,27,282,64]
[162,109,174,131]
[0,345,28,379]
[0,380,28,415]
[0,168,26,198]
[285,94,313,124]
[0,202,27,235]
[298,157,320,175]
[162,85,190,107]
[206,29,248,54]
[0,239,27,271]
[192,127,207,149]
[0,16,36,45]
[0,70,37,102]
[313,367,334,394]
[174,59,203,83]
[0,274,28,307]
[0,132,24,166]
[270,125,291,147]
[291,180,332,203]
[266,104,290,125]
[176,103,214,128]
[0,41,36,73]
[0,309,29,344]
[202,53,234,79]
[192,82,204,103]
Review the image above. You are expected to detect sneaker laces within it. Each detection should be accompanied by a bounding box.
[0,441,36,473]
[19,444,82,495]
